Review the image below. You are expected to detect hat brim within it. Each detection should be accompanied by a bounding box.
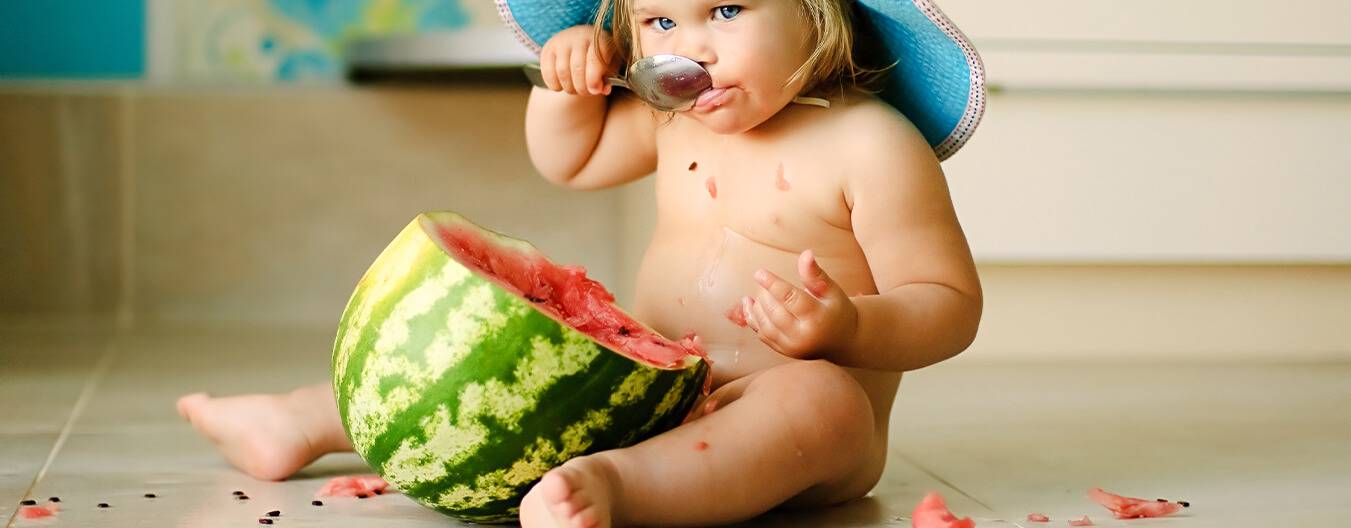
[497,0,984,160]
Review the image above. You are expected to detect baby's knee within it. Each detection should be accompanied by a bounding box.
[764,361,874,453]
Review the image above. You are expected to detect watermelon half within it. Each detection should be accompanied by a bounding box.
[332,212,709,522]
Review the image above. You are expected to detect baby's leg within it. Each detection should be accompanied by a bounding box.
[519,360,878,528]
[176,382,351,480]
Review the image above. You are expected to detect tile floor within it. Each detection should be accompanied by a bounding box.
[2,321,1348,527]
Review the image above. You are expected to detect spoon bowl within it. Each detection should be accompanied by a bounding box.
[522,54,712,112]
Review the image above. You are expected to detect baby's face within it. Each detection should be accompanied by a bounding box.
[630,0,813,134]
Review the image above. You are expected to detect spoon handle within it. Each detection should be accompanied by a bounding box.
[521,63,627,90]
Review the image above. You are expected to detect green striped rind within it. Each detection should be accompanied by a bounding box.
[332,213,707,523]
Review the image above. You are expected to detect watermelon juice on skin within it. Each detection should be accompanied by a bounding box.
[332,211,710,522]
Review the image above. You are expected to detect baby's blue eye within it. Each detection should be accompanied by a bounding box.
[714,5,741,20]
[650,17,675,31]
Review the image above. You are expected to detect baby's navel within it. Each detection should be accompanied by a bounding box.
[774,162,791,191]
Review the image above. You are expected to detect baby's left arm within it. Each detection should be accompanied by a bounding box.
[742,110,982,372]
[838,116,983,372]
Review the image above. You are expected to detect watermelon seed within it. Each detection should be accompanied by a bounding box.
[238,495,251,500]
[356,493,369,499]
[1156,499,1166,502]
[259,519,274,525]
[48,497,60,503]
[233,491,245,496]
[145,493,157,498]
[97,503,110,508]
[618,326,631,336]
[20,500,36,506]
[689,161,698,171]
[311,500,324,506]
[1179,501,1190,508]
[526,295,545,303]
[374,489,384,495]
[266,510,281,517]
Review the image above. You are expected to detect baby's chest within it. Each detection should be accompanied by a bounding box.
[653,149,852,250]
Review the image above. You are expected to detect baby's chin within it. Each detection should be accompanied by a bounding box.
[688,100,782,135]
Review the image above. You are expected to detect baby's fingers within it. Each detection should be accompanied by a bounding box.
[539,46,562,91]
[754,269,816,320]
[585,43,610,95]
[552,45,577,93]
[568,44,590,95]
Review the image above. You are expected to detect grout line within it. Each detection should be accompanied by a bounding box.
[895,450,997,513]
[116,85,137,330]
[7,344,119,528]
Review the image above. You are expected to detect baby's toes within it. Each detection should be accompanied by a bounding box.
[571,504,602,528]
[176,392,210,420]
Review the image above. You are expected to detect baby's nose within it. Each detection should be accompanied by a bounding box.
[674,30,716,67]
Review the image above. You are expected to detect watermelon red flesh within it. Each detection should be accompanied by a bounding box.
[332,212,709,523]
[434,223,705,369]
[911,492,975,528]
[1087,487,1184,519]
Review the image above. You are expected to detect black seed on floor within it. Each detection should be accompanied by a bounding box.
[233,491,245,496]
[258,519,273,525]
[238,495,250,500]
[267,510,281,517]
[1156,498,1167,502]
[145,493,157,498]
[97,503,110,508]
[20,499,36,506]
[48,497,60,503]
[374,489,383,495]
[1179,501,1191,507]
[311,500,324,506]
[356,493,368,499]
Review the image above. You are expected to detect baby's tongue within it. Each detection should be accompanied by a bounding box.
[696,87,728,107]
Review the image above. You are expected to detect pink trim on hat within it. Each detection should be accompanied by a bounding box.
[495,0,544,54]
[913,0,986,161]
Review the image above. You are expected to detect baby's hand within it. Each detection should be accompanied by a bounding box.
[538,24,616,96]
[742,250,859,361]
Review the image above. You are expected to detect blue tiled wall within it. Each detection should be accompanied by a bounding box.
[0,0,146,78]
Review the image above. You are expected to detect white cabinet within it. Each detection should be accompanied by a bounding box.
[938,0,1351,262]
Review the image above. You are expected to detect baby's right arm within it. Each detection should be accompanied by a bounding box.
[525,25,658,190]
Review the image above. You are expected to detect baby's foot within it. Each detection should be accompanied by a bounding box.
[175,392,320,481]
[519,456,619,528]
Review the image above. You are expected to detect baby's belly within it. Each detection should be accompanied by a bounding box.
[632,226,865,386]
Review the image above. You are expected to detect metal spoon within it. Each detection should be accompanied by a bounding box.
[522,54,712,112]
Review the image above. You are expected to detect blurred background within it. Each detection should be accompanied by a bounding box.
[3,0,1350,360]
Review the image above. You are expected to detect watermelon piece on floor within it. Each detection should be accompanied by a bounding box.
[1026,512,1050,522]
[317,475,394,497]
[1068,515,1094,526]
[911,492,975,528]
[18,505,57,519]
[1088,487,1184,519]
[332,212,710,523]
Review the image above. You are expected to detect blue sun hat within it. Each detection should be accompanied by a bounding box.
[495,0,985,160]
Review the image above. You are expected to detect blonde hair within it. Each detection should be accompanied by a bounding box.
[592,0,885,100]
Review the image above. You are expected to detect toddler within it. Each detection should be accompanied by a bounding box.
[178,1,986,526]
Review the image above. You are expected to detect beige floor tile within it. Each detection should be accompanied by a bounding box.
[0,433,58,512]
[75,325,334,432]
[891,360,1351,527]
[0,331,111,433]
[25,429,450,527]
[11,324,1350,526]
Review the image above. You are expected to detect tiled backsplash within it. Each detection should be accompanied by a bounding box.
[1,84,628,326]
[4,85,1350,361]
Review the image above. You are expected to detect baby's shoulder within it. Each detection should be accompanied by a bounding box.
[812,94,945,195]
[819,95,933,161]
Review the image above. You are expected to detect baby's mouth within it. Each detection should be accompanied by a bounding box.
[694,87,732,109]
